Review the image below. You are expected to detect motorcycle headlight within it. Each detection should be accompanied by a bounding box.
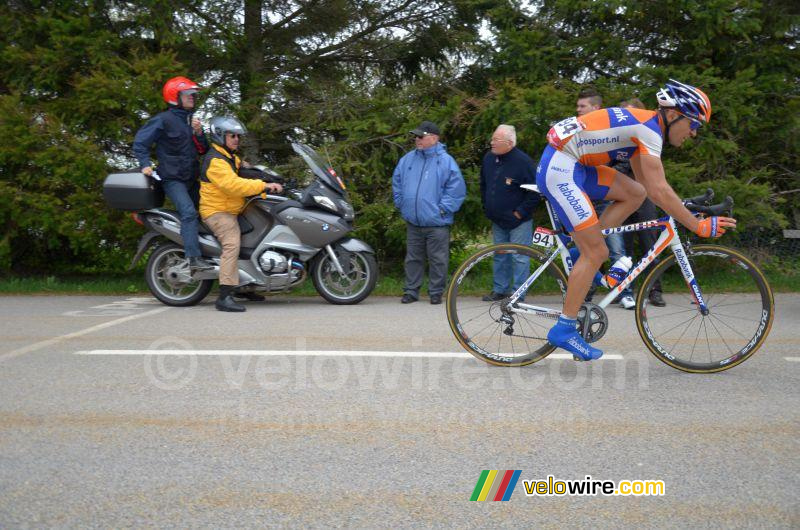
[313,195,338,213]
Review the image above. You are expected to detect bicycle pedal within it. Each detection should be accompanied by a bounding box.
[572,354,584,362]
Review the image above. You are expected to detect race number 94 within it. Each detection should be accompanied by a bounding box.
[531,226,556,247]
[547,116,585,149]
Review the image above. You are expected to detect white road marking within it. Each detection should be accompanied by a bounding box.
[0,307,170,362]
[785,357,800,362]
[62,296,161,317]
[74,350,625,360]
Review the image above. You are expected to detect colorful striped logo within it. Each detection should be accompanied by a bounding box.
[470,470,522,501]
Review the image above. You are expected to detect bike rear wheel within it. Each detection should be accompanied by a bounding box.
[635,244,774,373]
[446,243,567,367]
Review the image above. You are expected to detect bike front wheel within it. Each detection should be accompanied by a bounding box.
[635,244,774,373]
[446,243,568,367]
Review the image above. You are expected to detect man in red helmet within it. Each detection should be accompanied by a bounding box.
[133,76,212,271]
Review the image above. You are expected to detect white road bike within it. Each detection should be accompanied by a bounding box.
[446,187,774,373]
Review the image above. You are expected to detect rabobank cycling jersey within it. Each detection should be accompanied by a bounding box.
[536,107,664,232]
[547,108,663,166]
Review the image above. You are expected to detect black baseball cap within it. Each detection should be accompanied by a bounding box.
[409,121,441,137]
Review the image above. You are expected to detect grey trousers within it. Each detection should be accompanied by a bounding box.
[404,224,450,298]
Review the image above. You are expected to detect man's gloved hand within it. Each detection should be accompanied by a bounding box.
[695,216,737,238]
[264,182,283,194]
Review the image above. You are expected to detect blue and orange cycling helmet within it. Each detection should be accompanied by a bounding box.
[656,79,712,125]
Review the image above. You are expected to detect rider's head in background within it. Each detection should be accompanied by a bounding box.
[619,97,645,110]
[656,79,711,148]
[162,76,200,110]
[576,88,603,116]
[209,116,247,153]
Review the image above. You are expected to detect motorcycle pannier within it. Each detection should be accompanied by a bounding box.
[103,171,165,211]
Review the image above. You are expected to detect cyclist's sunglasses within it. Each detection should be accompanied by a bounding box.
[226,133,242,138]
[679,114,703,131]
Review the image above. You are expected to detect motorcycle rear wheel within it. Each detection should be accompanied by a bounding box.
[145,243,214,307]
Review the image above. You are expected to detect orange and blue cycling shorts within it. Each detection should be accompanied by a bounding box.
[535,145,617,232]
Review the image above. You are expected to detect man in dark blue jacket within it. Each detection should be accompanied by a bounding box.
[480,124,539,301]
[392,121,466,305]
[133,76,212,271]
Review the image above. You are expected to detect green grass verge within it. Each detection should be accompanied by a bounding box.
[0,275,148,295]
[0,272,410,296]
[0,265,797,296]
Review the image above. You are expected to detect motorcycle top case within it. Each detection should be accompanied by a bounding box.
[103,171,165,211]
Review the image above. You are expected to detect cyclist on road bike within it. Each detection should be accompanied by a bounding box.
[535,79,737,361]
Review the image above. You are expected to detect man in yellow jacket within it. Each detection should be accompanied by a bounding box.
[200,116,283,312]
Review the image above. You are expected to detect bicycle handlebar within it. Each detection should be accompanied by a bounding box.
[683,189,734,217]
[683,188,714,206]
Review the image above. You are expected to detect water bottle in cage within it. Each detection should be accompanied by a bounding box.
[601,256,633,289]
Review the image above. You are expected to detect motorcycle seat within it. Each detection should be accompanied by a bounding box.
[159,209,253,234]
[198,218,254,235]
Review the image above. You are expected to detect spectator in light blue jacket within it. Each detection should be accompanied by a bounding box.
[392,121,466,305]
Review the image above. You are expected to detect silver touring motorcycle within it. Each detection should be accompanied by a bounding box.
[103,143,377,306]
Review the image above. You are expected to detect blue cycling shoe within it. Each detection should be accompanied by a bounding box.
[547,315,603,361]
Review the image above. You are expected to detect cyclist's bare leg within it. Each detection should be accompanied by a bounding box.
[598,170,646,229]
[562,224,609,318]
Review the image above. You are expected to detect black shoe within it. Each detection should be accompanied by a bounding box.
[584,285,597,303]
[648,290,666,307]
[430,294,442,305]
[188,257,214,271]
[215,295,246,312]
[481,291,508,302]
[235,291,266,302]
[401,294,418,304]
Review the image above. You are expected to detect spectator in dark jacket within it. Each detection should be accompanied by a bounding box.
[392,121,466,305]
[133,76,212,271]
[480,124,539,301]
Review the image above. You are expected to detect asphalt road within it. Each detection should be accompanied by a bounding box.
[0,294,798,527]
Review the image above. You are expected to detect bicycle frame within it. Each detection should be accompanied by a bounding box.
[509,190,708,317]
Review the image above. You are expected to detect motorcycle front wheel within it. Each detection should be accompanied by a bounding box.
[145,243,214,307]
[311,250,377,304]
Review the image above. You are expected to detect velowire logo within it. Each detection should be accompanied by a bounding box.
[470,470,522,501]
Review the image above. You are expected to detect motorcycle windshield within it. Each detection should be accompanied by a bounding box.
[292,143,346,194]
